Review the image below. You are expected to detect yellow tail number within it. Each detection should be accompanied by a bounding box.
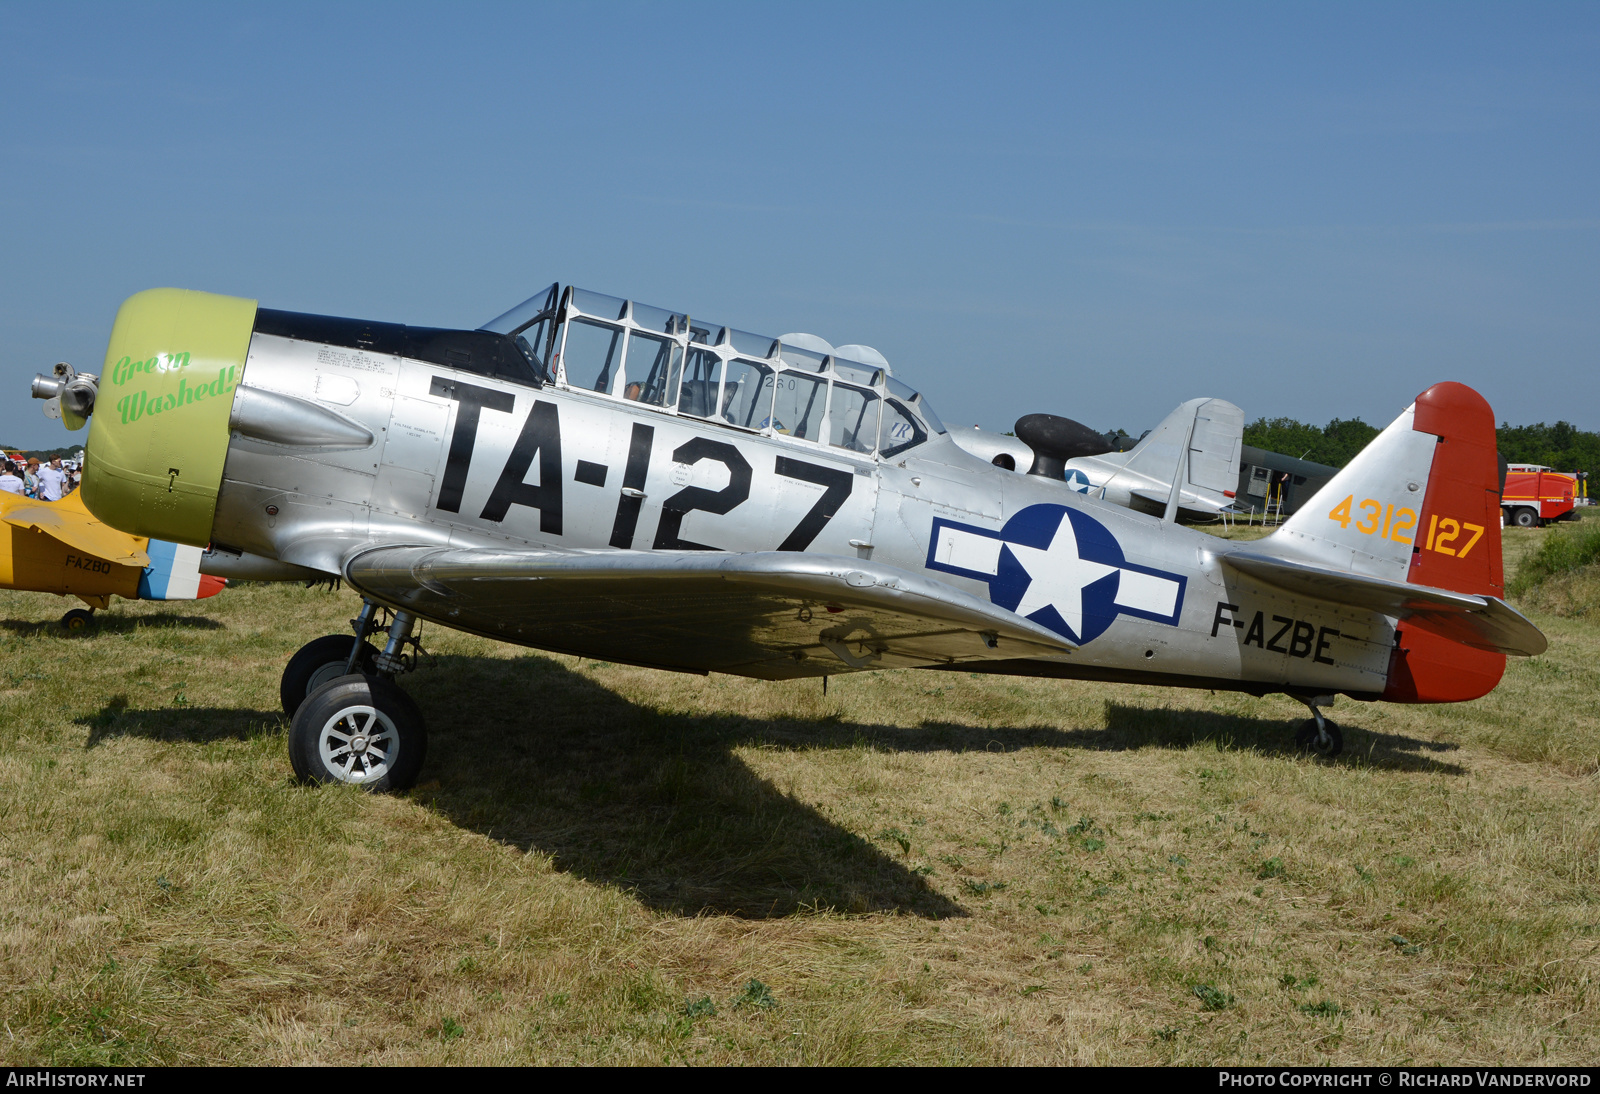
[1423,515,1484,558]
[1327,494,1417,544]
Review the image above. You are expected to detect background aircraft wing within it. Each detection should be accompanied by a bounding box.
[345,546,1075,680]
[0,494,149,567]
[1222,550,1546,657]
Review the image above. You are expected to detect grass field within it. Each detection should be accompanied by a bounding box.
[0,515,1596,1065]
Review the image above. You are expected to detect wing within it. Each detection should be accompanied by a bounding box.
[344,546,1075,680]
[0,491,149,567]
[1223,550,1546,657]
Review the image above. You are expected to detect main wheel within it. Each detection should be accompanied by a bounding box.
[280,634,376,716]
[60,608,96,632]
[288,674,426,791]
[1512,507,1539,528]
[1295,718,1344,758]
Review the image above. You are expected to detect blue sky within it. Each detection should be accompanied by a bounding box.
[2,1,1596,448]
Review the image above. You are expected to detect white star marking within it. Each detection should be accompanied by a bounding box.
[1006,513,1118,637]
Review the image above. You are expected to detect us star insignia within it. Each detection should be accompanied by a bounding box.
[926,503,1187,644]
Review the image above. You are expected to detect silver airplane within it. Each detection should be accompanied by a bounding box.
[950,397,1246,521]
[32,282,1545,790]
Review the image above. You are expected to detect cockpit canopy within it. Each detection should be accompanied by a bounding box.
[481,283,945,458]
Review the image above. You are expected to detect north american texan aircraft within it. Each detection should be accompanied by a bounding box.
[33,283,1545,790]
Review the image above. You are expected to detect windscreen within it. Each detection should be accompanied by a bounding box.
[480,283,558,335]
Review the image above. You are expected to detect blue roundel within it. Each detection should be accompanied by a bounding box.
[925,503,1188,646]
[1064,468,1092,494]
[989,506,1129,643]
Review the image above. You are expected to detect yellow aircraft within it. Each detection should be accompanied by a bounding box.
[0,487,223,629]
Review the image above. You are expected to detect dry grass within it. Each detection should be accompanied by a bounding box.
[0,516,1596,1064]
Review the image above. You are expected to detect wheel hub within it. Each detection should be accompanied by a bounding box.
[317,704,398,784]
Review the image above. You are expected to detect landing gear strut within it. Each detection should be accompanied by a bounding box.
[285,600,431,790]
[1293,695,1343,758]
[279,602,382,716]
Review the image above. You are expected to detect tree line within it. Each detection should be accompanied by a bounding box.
[1243,418,1599,480]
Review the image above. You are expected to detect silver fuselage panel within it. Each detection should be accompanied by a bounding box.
[212,332,1398,695]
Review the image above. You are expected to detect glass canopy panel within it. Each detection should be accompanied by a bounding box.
[915,396,946,434]
[728,329,778,359]
[887,377,946,434]
[569,288,629,321]
[562,319,624,395]
[679,347,722,418]
[770,372,826,441]
[827,384,880,454]
[480,283,558,335]
[688,321,724,345]
[881,399,927,457]
[625,331,683,408]
[630,301,683,335]
[721,359,774,429]
[831,360,882,388]
[779,345,828,373]
[516,316,554,382]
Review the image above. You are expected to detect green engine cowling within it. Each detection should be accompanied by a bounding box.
[82,288,258,546]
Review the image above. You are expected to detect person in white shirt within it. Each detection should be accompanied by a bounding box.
[36,457,67,502]
[0,464,22,495]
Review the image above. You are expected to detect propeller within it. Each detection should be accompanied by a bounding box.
[32,363,98,431]
[1013,413,1115,481]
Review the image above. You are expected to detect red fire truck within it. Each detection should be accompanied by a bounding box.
[1502,465,1578,527]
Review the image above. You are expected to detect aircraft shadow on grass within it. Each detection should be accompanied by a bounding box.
[0,612,224,638]
[76,653,1465,918]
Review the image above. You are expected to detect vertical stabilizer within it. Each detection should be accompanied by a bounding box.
[1093,397,1242,514]
[1269,382,1503,596]
[1184,399,1244,497]
[1260,382,1507,703]
[1270,403,1437,581]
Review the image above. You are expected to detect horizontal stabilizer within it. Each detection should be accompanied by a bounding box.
[1129,488,1235,519]
[1,492,149,567]
[345,546,1074,679]
[1223,550,1546,657]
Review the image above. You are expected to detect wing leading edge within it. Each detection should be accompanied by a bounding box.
[344,546,1076,680]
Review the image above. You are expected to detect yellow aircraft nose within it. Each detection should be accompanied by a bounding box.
[81,288,257,546]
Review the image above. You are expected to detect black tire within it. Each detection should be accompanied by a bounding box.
[280,634,376,716]
[60,608,96,632]
[1295,718,1344,759]
[1512,507,1539,529]
[288,674,426,791]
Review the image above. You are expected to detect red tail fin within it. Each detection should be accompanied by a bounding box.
[1407,381,1504,596]
[1385,382,1505,703]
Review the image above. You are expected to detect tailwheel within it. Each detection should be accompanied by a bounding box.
[280,634,377,716]
[289,674,427,791]
[1293,694,1343,758]
[60,608,96,633]
[1294,716,1344,758]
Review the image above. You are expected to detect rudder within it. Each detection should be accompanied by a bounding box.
[1387,382,1506,702]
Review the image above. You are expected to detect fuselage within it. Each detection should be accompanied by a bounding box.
[207,309,1396,700]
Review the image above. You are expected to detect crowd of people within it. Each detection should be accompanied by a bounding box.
[0,455,80,501]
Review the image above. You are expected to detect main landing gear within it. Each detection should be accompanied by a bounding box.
[60,607,96,633]
[285,602,429,791]
[1293,695,1344,759]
